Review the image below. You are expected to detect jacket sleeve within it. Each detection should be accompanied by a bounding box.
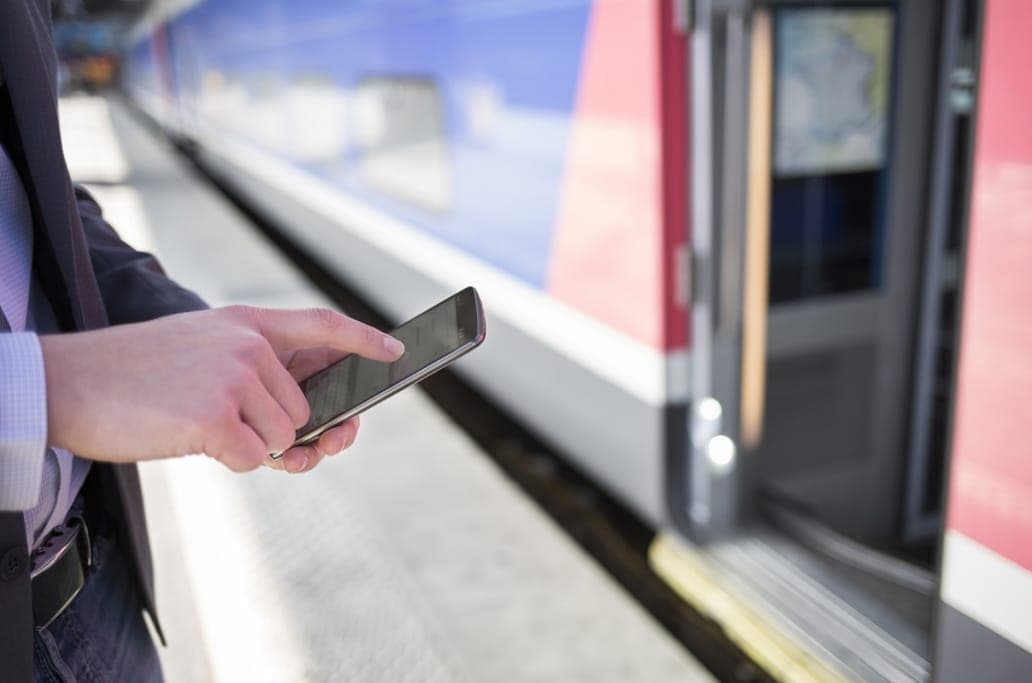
[75,184,209,323]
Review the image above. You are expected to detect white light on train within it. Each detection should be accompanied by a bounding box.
[707,435,736,474]
[697,397,723,423]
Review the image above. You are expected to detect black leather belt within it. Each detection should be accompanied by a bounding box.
[30,508,93,629]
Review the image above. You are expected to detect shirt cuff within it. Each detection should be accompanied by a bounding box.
[0,332,47,511]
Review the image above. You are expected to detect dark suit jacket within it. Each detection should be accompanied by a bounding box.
[0,2,207,679]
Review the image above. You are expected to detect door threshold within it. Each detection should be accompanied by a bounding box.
[649,528,933,682]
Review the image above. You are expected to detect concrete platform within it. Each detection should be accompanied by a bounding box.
[58,95,714,683]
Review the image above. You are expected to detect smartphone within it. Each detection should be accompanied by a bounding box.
[270,286,486,458]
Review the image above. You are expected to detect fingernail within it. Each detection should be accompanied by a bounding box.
[384,336,405,356]
[290,454,309,474]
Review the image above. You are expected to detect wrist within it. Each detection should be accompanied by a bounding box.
[38,333,82,452]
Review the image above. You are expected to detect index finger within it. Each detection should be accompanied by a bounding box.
[249,307,404,361]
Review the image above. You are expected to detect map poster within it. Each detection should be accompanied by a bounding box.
[772,8,894,177]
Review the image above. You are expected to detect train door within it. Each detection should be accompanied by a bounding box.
[933,2,1032,677]
[687,0,943,544]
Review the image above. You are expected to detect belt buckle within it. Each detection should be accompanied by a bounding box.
[74,513,93,571]
[30,516,90,579]
[31,516,92,628]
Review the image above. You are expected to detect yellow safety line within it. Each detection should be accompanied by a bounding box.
[648,533,852,683]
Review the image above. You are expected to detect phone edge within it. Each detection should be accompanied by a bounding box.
[269,287,485,459]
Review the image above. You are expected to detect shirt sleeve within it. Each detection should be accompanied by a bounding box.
[0,332,46,511]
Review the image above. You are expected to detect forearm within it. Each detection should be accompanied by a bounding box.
[0,333,47,511]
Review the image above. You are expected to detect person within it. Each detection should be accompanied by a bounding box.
[0,2,404,680]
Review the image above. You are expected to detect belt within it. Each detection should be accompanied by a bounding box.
[30,503,94,629]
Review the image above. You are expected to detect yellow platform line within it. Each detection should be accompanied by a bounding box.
[648,532,852,683]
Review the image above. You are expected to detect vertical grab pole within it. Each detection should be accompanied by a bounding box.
[740,8,772,450]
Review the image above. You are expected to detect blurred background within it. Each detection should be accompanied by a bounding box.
[49,0,1032,681]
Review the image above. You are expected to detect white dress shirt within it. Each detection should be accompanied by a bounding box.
[0,110,90,546]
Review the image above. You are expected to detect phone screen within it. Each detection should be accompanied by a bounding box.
[296,289,481,439]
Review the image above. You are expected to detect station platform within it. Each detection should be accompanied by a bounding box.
[57,94,714,683]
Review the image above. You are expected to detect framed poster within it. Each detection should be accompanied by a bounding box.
[773,8,895,176]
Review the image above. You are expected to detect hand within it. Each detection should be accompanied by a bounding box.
[39,306,404,473]
[267,414,362,476]
[267,345,364,474]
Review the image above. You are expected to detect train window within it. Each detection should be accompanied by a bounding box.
[768,7,896,303]
[353,77,452,213]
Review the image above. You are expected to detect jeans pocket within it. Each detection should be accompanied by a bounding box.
[33,627,77,683]
[42,604,114,682]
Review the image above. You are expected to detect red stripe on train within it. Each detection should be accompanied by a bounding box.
[547,0,688,352]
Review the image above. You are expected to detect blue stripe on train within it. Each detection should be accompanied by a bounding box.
[158,0,593,288]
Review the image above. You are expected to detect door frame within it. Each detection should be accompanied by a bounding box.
[685,0,941,541]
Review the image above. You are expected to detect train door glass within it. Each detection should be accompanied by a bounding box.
[768,8,893,304]
[688,0,942,545]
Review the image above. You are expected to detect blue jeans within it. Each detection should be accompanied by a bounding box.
[32,520,163,682]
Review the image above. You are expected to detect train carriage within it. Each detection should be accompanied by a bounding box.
[123,1,1032,680]
[127,0,691,530]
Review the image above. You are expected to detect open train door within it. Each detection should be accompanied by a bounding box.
[684,0,943,544]
[933,0,1032,679]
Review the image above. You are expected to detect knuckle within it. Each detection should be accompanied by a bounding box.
[362,324,379,348]
[222,304,252,322]
[222,455,250,474]
[242,454,265,472]
[233,336,266,366]
[227,437,266,472]
[312,307,342,333]
[209,396,239,428]
[226,360,258,390]
[231,456,259,474]
[208,445,243,472]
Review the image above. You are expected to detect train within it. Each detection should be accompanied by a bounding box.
[122,0,1031,680]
